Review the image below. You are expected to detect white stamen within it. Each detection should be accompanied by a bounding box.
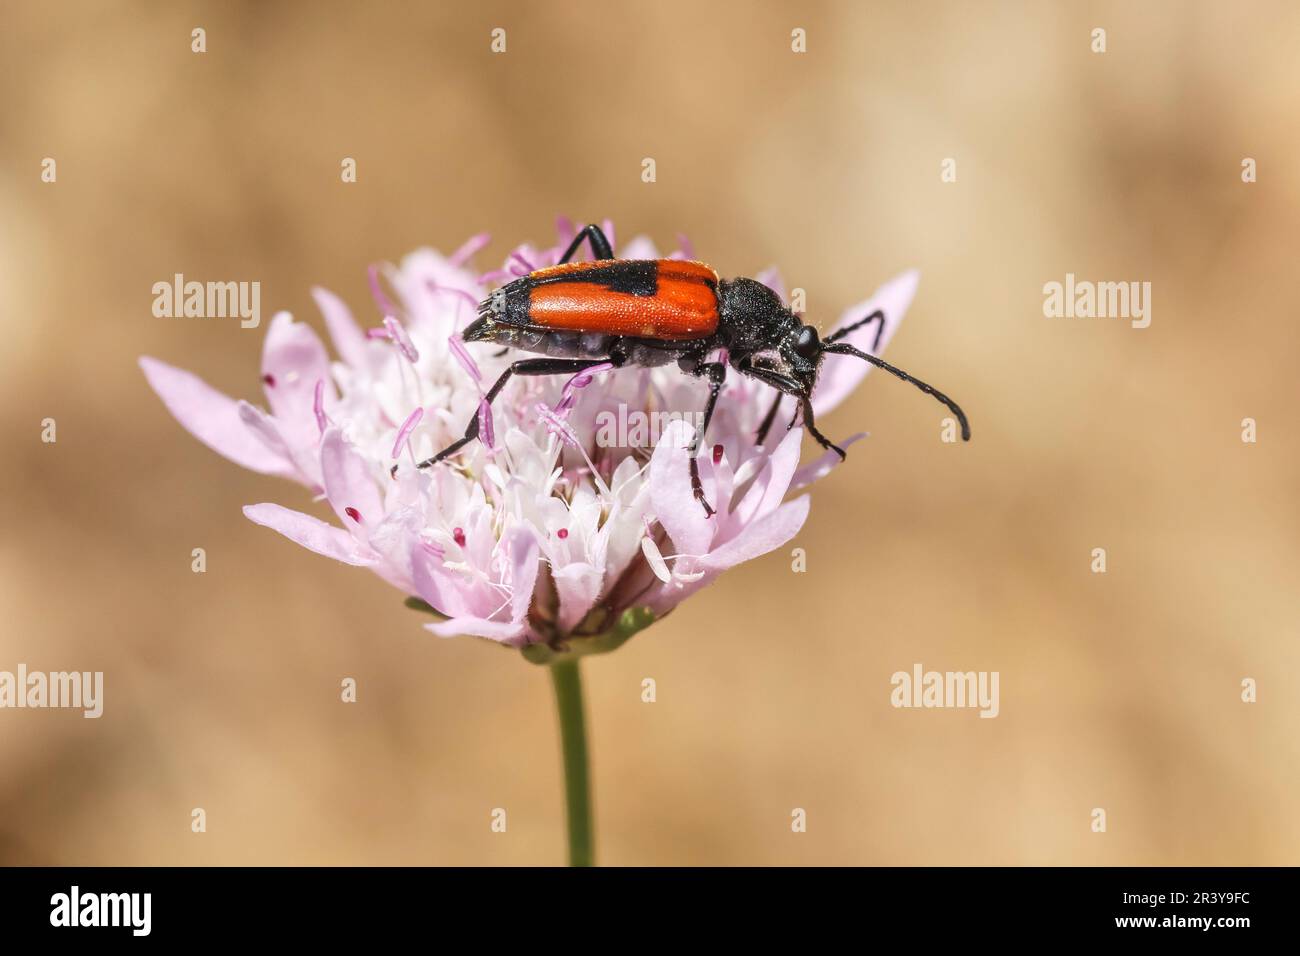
[641,536,672,584]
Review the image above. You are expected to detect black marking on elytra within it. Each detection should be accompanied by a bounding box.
[505,283,531,326]
[531,259,659,297]
[478,262,660,328]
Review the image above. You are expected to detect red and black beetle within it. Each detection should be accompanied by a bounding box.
[414,223,970,514]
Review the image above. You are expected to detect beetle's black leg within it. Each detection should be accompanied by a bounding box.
[797,397,846,458]
[681,360,728,516]
[754,390,784,446]
[825,308,886,351]
[735,358,803,397]
[558,223,615,264]
[399,357,615,473]
[736,360,846,459]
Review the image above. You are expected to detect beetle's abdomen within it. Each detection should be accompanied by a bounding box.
[505,259,721,341]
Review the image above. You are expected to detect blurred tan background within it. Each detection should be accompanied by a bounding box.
[2,0,1298,865]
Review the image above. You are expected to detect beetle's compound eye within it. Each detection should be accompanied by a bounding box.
[794,325,821,359]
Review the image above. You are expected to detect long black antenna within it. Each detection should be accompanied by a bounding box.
[825,308,885,350]
[820,342,971,441]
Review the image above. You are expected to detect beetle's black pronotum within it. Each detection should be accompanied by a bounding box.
[403,223,970,514]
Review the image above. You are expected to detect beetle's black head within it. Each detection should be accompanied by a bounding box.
[725,277,972,442]
[764,322,826,396]
[719,278,824,388]
[782,323,822,374]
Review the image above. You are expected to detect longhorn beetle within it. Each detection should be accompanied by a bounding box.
[407,223,970,514]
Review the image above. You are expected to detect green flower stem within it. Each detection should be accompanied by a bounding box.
[407,597,661,864]
[549,658,594,867]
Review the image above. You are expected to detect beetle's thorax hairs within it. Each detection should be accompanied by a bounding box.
[717,277,801,356]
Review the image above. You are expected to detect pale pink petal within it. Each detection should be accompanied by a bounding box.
[619,236,659,260]
[358,506,420,593]
[463,507,497,574]
[242,503,377,566]
[410,544,469,619]
[698,495,810,572]
[311,286,369,368]
[812,269,918,417]
[505,525,541,623]
[367,263,400,316]
[553,563,603,633]
[555,216,576,246]
[643,497,809,616]
[139,356,292,476]
[261,312,335,444]
[449,231,491,266]
[735,426,803,525]
[238,400,321,489]
[649,419,715,557]
[791,433,868,490]
[236,400,293,461]
[320,428,384,535]
[313,380,328,434]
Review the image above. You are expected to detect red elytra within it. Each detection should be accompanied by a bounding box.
[521,259,720,341]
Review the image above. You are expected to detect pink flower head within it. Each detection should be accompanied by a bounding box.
[140,222,922,656]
